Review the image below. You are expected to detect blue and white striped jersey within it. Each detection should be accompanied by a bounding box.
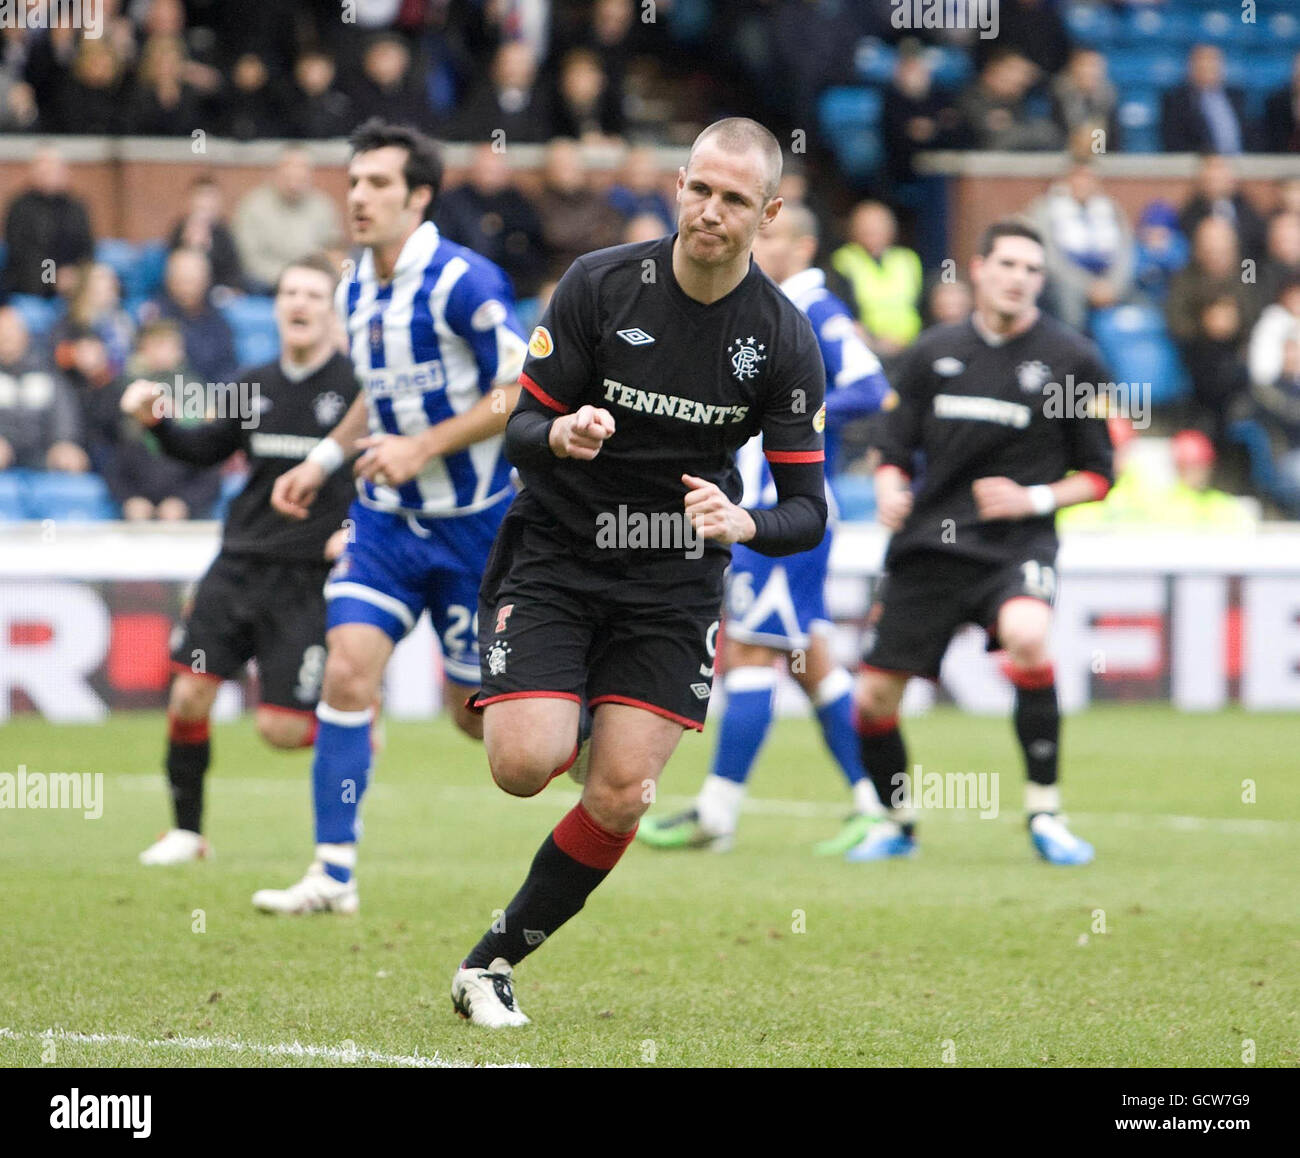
[738,266,891,513]
[339,220,527,516]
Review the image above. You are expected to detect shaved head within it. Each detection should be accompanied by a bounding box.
[687,117,783,201]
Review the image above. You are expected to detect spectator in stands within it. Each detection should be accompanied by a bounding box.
[61,327,121,479]
[435,142,548,297]
[1259,213,1300,307]
[1249,323,1300,504]
[881,39,962,186]
[551,47,623,143]
[346,33,432,130]
[218,52,284,142]
[167,175,243,294]
[535,138,624,274]
[1179,153,1266,264]
[453,40,553,144]
[1,146,94,300]
[926,278,974,327]
[54,263,135,378]
[1248,274,1300,398]
[286,50,354,140]
[123,34,206,137]
[1163,429,1255,530]
[106,320,221,521]
[50,37,125,135]
[623,213,667,244]
[831,201,922,357]
[958,50,1065,152]
[1029,152,1135,331]
[0,27,38,132]
[1161,44,1255,155]
[607,145,674,231]
[22,22,77,130]
[1133,201,1190,305]
[1052,47,1119,151]
[0,305,88,474]
[232,147,342,294]
[973,0,1072,84]
[141,248,238,386]
[1263,51,1300,154]
[1166,217,1259,444]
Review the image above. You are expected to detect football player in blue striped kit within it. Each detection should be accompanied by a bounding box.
[638,204,895,855]
[252,120,527,914]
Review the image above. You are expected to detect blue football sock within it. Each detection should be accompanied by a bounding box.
[311,703,373,883]
[813,669,866,789]
[709,667,777,786]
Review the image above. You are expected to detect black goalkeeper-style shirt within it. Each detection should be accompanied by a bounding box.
[152,352,360,563]
[877,312,1114,568]
[505,234,827,563]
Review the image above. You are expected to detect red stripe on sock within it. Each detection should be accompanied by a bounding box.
[168,713,210,745]
[1002,660,1055,690]
[855,712,898,738]
[552,803,635,871]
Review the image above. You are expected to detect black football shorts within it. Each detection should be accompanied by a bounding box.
[170,552,330,713]
[473,502,725,731]
[862,549,1057,681]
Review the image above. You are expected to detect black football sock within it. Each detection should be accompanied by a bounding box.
[166,713,211,833]
[856,711,913,835]
[1007,662,1060,803]
[464,803,634,969]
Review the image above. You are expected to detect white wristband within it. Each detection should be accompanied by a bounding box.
[1027,484,1056,516]
[307,438,345,476]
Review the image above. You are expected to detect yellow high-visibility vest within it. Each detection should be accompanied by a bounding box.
[831,243,923,345]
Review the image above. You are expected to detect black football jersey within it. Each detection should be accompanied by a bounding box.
[153,352,360,562]
[876,313,1114,567]
[512,235,826,560]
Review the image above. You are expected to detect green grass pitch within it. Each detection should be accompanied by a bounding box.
[1,705,1297,1068]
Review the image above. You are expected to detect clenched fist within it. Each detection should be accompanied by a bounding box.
[549,405,616,460]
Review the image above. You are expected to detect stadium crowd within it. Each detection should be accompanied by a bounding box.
[0,0,1294,523]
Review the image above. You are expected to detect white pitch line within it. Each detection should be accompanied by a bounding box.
[0,1027,529,1068]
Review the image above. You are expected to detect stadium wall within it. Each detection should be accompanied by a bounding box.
[2,522,1297,723]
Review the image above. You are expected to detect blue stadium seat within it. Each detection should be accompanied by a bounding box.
[8,294,64,336]
[1117,89,1161,154]
[831,475,875,523]
[1065,3,1118,47]
[22,471,117,521]
[1105,47,1184,90]
[1090,305,1189,407]
[818,87,884,179]
[514,296,541,334]
[94,239,139,289]
[1194,8,1256,46]
[0,470,26,520]
[1226,418,1300,515]
[220,295,279,368]
[1123,7,1200,44]
[853,39,895,84]
[1266,11,1300,47]
[127,242,169,301]
[926,46,972,89]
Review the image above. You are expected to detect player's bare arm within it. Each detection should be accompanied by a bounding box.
[272,391,369,519]
[682,473,756,545]
[972,472,1103,521]
[875,464,914,531]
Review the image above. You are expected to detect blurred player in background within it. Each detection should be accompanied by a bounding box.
[252,120,526,914]
[449,118,828,1027]
[850,220,1113,866]
[123,255,359,865]
[637,204,894,855]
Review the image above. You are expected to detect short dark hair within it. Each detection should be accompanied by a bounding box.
[348,118,444,216]
[978,219,1044,257]
[275,252,339,296]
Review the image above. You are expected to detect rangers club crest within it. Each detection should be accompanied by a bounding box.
[1015,360,1052,394]
[727,336,767,381]
[313,391,346,425]
[486,639,511,677]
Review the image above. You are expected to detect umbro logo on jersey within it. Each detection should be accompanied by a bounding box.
[617,327,655,346]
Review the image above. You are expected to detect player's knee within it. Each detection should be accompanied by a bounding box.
[255,709,312,749]
[169,677,213,721]
[999,620,1051,668]
[321,647,378,712]
[484,733,560,797]
[582,773,648,833]
[854,673,902,723]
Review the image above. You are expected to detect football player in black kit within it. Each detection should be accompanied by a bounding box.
[847,221,1114,867]
[450,118,828,1026]
[122,254,360,866]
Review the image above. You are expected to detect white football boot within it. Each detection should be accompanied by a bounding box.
[251,861,359,915]
[139,829,211,865]
[451,958,530,1027]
